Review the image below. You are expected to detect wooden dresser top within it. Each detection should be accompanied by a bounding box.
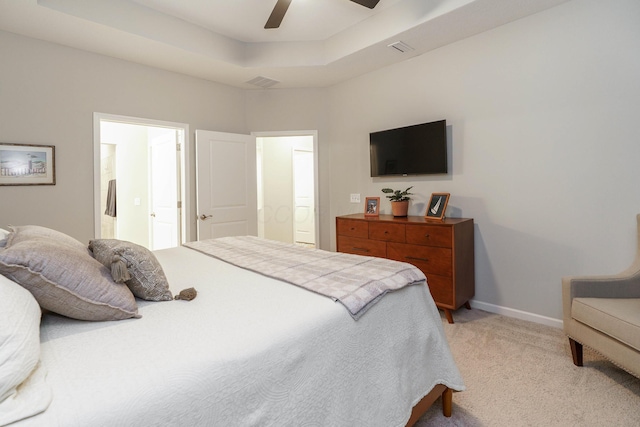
[337,213,472,225]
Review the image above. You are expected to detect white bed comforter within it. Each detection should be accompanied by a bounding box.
[17,246,464,427]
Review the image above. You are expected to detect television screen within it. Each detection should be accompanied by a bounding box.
[369,120,447,177]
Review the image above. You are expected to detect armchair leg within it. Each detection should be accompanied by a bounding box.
[569,338,583,366]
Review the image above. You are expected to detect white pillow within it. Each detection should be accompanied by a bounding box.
[0,274,52,425]
[0,228,9,248]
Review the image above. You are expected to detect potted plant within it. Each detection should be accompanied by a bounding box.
[381,186,413,217]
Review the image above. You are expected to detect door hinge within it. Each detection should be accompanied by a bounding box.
[176,143,181,152]
[177,201,182,209]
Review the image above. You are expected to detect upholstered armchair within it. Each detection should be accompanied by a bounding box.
[562,214,640,379]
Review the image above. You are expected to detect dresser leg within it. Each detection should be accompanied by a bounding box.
[464,301,471,310]
[444,309,454,324]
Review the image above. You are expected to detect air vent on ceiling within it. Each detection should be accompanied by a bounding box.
[246,76,280,89]
[387,41,415,53]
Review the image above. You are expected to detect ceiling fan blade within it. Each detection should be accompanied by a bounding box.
[265,0,292,29]
[350,0,381,8]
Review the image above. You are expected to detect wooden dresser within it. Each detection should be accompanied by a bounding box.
[336,213,474,323]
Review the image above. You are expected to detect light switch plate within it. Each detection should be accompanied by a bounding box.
[350,193,360,203]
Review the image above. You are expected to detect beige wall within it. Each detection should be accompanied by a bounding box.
[247,0,640,322]
[324,0,640,321]
[245,89,331,248]
[1,0,639,322]
[0,30,245,244]
[259,135,314,244]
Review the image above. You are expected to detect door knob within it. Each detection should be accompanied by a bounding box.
[150,212,156,217]
[199,214,212,221]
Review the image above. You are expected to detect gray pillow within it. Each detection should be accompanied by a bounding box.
[0,228,9,248]
[0,232,139,322]
[8,225,88,253]
[89,239,173,301]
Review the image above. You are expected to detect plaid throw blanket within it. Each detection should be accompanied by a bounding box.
[184,236,426,319]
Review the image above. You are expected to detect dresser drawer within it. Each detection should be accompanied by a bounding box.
[369,222,405,243]
[387,243,452,277]
[337,236,386,258]
[336,219,368,239]
[406,224,452,248]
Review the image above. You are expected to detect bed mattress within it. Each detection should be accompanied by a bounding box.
[16,245,464,426]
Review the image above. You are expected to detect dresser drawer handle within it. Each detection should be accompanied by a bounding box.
[406,256,428,262]
[352,247,370,253]
[350,227,356,231]
[424,234,430,238]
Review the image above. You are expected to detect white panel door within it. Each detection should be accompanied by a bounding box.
[195,130,257,240]
[149,131,179,250]
[293,149,315,245]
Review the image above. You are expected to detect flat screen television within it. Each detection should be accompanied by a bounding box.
[369,119,447,177]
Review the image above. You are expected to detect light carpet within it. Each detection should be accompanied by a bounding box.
[416,308,640,426]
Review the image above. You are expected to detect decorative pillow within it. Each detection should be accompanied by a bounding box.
[0,232,140,321]
[0,274,52,425]
[89,239,173,301]
[7,225,88,253]
[0,228,9,248]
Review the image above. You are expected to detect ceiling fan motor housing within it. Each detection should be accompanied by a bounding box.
[265,0,380,29]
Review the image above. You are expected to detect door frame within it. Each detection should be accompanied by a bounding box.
[93,112,191,244]
[253,130,319,247]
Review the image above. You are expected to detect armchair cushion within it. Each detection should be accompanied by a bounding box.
[572,298,640,352]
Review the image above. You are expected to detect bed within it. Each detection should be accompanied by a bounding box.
[0,226,464,427]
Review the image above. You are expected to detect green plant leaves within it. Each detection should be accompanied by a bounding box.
[381,186,413,201]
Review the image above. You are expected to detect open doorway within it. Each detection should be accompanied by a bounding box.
[255,131,318,248]
[93,113,189,250]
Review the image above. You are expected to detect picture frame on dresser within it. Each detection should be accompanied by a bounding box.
[425,193,449,221]
[0,142,56,186]
[364,197,380,217]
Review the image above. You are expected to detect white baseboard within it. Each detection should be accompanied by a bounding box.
[469,300,563,329]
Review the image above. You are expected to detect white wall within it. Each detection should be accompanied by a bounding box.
[101,122,149,246]
[326,0,640,321]
[100,144,116,238]
[0,30,246,244]
[115,128,149,246]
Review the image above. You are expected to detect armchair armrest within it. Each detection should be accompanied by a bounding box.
[563,273,640,301]
[564,213,640,301]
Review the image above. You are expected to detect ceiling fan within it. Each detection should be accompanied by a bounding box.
[265,0,381,29]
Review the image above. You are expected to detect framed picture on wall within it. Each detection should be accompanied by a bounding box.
[425,193,450,221]
[364,197,380,217]
[0,143,56,186]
